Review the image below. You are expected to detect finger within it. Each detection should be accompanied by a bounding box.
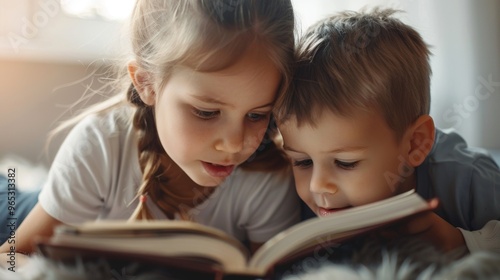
[428,198,439,209]
[396,212,434,235]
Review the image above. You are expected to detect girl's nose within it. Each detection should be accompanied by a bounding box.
[214,124,244,154]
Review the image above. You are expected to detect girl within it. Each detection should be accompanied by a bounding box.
[0,0,300,258]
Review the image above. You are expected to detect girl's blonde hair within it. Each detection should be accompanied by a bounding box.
[51,0,295,220]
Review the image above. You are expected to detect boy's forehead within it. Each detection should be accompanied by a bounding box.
[278,116,312,135]
[279,108,397,148]
[278,108,347,131]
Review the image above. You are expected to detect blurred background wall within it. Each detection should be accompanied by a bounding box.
[0,0,131,168]
[0,0,499,170]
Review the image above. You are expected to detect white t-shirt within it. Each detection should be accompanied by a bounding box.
[39,106,300,243]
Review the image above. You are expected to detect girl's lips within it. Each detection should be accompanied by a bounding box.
[318,206,352,217]
[202,162,235,178]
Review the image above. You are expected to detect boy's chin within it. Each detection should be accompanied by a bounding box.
[317,206,352,217]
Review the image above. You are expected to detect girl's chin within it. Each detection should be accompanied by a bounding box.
[191,172,227,187]
[192,175,223,187]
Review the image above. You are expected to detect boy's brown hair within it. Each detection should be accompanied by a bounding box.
[275,8,432,140]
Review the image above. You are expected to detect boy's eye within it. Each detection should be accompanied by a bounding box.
[292,159,313,169]
[247,112,269,122]
[335,160,359,170]
[193,109,220,120]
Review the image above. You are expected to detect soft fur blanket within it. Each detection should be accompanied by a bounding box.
[2,239,500,279]
[282,247,500,280]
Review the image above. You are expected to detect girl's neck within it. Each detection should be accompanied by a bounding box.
[159,154,216,209]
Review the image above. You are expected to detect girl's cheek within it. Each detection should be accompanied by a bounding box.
[244,125,268,150]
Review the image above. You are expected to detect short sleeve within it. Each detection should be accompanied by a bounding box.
[459,220,500,253]
[39,114,115,224]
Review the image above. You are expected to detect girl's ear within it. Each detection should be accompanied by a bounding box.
[128,61,156,106]
[405,115,435,167]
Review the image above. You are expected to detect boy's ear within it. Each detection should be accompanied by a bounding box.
[405,115,435,167]
[127,61,156,106]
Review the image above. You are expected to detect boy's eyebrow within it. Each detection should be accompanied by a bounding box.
[283,145,367,153]
[324,147,368,153]
[191,95,274,109]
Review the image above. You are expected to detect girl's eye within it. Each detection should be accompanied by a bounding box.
[335,160,359,170]
[193,109,220,120]
[247,112,269,122]
[292,159,313,169]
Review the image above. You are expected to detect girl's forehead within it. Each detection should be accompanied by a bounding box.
[161,51,280,105]
[190,38,273,73]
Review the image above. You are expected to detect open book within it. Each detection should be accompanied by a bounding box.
[37,190,434,278]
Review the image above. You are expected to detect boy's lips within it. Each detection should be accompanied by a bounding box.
[317,206,352,217]
[202,162,235,178]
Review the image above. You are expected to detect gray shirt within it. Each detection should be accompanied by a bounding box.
[416,129,500,252]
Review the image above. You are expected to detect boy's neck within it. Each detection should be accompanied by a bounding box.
[398,173,417,194]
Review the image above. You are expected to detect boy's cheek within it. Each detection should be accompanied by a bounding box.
[295,182,315,209]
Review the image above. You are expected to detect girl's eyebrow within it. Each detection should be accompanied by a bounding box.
[254,102,274,109]
[192,94,274,109]
[192,95,227,105]
[283,145,302,153]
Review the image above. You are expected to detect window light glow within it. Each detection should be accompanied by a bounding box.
[61,0,135,21]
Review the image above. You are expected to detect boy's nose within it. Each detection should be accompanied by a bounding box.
[310,167,338,195]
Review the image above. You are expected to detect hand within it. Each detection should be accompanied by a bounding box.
[377,199,466,252]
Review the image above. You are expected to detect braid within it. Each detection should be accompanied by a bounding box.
[127,84,214,221]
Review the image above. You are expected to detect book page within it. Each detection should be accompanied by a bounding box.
[248,190,431,272]
[45,233,250,274]
[59,220,247,251]
[49,220,253,273]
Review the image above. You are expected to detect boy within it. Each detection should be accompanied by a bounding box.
[275,8,500,253]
